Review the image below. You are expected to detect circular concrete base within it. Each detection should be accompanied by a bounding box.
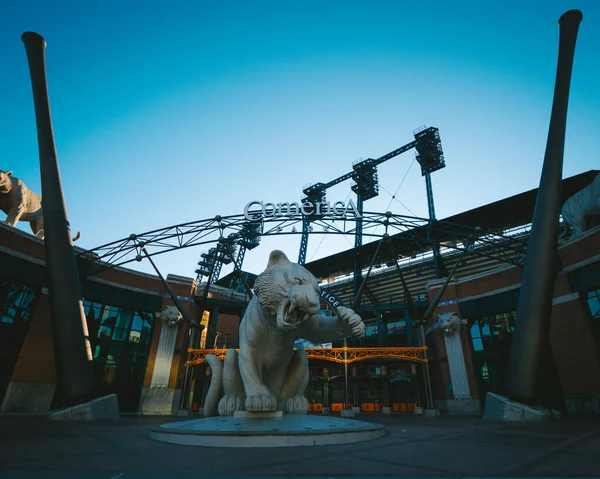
[148,414,385,447]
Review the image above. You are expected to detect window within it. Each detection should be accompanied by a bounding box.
[481,361,490,383]
[0,280,39,399]
[386,320,406,335]
[82,299,156,412]
[470,311,516,351]
[0,281,37,325]
[129,311,153,344]
[365,325,378,337]
[586,290,600,320]
[470,323,484,351]
[96,305,118,339]
[83,301,155,344]
[113,309,133,341]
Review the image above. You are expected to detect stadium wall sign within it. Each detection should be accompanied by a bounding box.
[243,199,361,221]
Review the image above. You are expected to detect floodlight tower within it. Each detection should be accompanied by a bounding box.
[351,159,379,248]
[195,250,214,282]
[297,126,446,297]
[298,185,327,264]
[194,223,261,291]
[413,126,447,278]
[194,241,235,286]
[298,130,431,265]
[229,222,261,292]
[350,159,380,298]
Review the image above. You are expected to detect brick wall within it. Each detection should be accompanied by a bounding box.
[426,226,600,402]
[10,293,56,384]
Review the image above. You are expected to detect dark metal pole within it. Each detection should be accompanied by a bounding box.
[21,32,98,406]
[505,10,582,407]
[351,238,384,311]
[343,352,349,412]
[425,172,444,279]
[345,236,385,410]
[353,194,365,299]
[422,229,479,322]
[138,245,202,330]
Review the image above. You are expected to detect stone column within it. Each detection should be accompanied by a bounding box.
[139,319,180,414]
[435,313,481,414]
[443,331,471,399]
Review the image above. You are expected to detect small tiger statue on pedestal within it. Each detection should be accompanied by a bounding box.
[0,169,44,238]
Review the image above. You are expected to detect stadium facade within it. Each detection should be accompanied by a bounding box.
[1,171,599,416]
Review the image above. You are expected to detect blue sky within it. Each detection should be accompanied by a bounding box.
[1,1,599,279]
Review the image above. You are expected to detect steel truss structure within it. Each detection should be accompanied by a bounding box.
[76,210,529,278]
[186,346,429,366]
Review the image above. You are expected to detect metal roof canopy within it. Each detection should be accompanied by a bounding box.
[304,170,598,279]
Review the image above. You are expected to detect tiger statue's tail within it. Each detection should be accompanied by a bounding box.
[203,354,224,417]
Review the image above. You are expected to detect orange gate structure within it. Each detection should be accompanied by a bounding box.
[186,346,428,365]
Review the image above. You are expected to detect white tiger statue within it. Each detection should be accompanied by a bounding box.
[0,169,44,238]
[203,250,365,417]
[561,172,600,239]
[434,312,463,335]
[157,305,183,327]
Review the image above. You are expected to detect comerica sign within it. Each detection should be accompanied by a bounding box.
[244,200,361,221]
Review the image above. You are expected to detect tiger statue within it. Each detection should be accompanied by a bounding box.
[561,172,600,239]
[204,250,365,417]
[0,169,44,238]
[434,312,464,335]
[0,169,80,241]
[157,305,183,327]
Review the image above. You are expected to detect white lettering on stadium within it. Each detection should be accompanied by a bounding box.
[244,200,361,221]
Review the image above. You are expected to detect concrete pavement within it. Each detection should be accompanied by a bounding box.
[0,413,599,478]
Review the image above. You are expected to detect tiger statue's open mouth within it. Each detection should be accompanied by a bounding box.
[277,298,319,330]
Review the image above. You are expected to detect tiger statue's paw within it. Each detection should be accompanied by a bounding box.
[218,395,245,416]
[283,395,309,415]
[245,394,277,412]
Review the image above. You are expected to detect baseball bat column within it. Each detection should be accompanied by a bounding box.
[22,32,98,406]
[505,10,582,406]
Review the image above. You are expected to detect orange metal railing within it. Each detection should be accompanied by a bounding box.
[186,346,428,366]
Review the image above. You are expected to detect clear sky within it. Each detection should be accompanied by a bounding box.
[1,1,599,280]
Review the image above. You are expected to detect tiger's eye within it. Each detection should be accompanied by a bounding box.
[294,278,302,285]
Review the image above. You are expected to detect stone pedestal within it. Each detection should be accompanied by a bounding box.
[424,408,440,418]
[414,406,424,415]
[483,393,562,421]
[436,398,481,415]
[49,394,120,421]
[0,382,56,414]
[234,410,283,419]
[148,414,384,447]
[382,407,391,415]
[139,386,182,415]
